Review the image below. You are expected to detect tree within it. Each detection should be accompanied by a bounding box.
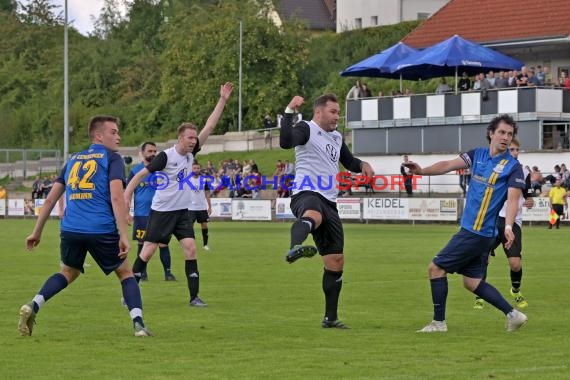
[160,0,309,133]
[17,0,63,26]
[92,0,125,39]
[0,0,16,14]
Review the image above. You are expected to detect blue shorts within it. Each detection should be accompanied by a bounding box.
[60,231,124,275]
[132,216,149,242]
[433,228,494,278]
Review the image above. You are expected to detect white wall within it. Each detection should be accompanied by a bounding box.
[336,0,449,32]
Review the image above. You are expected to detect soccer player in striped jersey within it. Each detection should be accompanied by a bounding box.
[404,115,528,332]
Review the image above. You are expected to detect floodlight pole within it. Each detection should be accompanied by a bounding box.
[238,20,243,133]
[64,0,69,160]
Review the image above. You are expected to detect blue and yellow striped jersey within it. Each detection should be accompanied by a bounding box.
[460,147,525,237]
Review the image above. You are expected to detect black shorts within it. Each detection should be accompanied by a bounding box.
[145,209,195,244]
[490,217,522,258]
[60,231,123,275]
[132,216,149,242]
[552,204,564,216]
[290,191,344,255]
[189,210,210,224]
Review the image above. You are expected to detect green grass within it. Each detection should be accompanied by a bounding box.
[1,220,569,379]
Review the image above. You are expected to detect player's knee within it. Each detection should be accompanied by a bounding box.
[302,211,322,228]
[60,265,80,283]
[323,253,344,271]
[427,262,445,278]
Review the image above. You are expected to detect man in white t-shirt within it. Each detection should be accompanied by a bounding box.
[124,82,233,308]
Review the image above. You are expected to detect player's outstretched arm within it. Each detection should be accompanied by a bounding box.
[26,182,65,250]
[198,82,234,146]
[404,157,467,176]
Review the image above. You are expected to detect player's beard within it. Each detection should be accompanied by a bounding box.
[144,154,156,163]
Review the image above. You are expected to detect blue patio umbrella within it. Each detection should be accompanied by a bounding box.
[388,35,524,91]
[340,42,418,91]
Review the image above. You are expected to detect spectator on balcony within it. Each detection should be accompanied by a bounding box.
[543,66,552,86]
[527,70,540,86]
[495,71,509,89]
[458,72,471,91]
[561,71,570,88]
[360,83,372,98]
[507,70,518,87]
[435,78,452,94]
[517,66,529,87]
[346,80,362,100]
[536,66,545,86]
[486,71,496,87]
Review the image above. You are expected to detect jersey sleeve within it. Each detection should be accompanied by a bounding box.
[339,142,363,173]
[507,163,526,190]
[108,153,126,182]
[146,151,168,173]
[459,149,476,167]
[280,114,310,148]
[192,140,201,156]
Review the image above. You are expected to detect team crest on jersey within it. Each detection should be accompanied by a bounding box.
[492,164,505,174]
[325,144,338,162]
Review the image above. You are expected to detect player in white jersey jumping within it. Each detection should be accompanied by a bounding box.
[124,82,233,308]
[188,161,212,251]
[474,138,533,309]
[280,93,374,329]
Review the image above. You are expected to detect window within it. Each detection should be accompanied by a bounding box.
[417,12,430,20]
[370,16,378,26]
[354,17,362,29]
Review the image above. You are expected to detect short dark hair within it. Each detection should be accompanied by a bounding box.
[88,115,119,139]
[141,141,156,152]
[313,93,338,110]
[192,161,200,166]
[510,138,520,147]
[486,114,517,142]
[178,122,198,136]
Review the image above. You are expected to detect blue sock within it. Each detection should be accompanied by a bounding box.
[430,277,448,321]
[33,273,68,313]
[473,281,513,314]
[159,246,172,274]
[121,277,144,326]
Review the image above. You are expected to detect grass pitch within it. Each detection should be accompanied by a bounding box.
[1,219,569,379]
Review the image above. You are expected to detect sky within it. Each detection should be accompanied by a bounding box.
[19,0,125,36]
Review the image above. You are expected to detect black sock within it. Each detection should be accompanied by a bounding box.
[430,277,448,321]
[132,256,148,284]
[290,217,315,248]
[322,268,343,321]
[202,228,209,246]
[159,246,172,274]
[510,268,522,291]
[137,244,147,276]
[185,259,199,300]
